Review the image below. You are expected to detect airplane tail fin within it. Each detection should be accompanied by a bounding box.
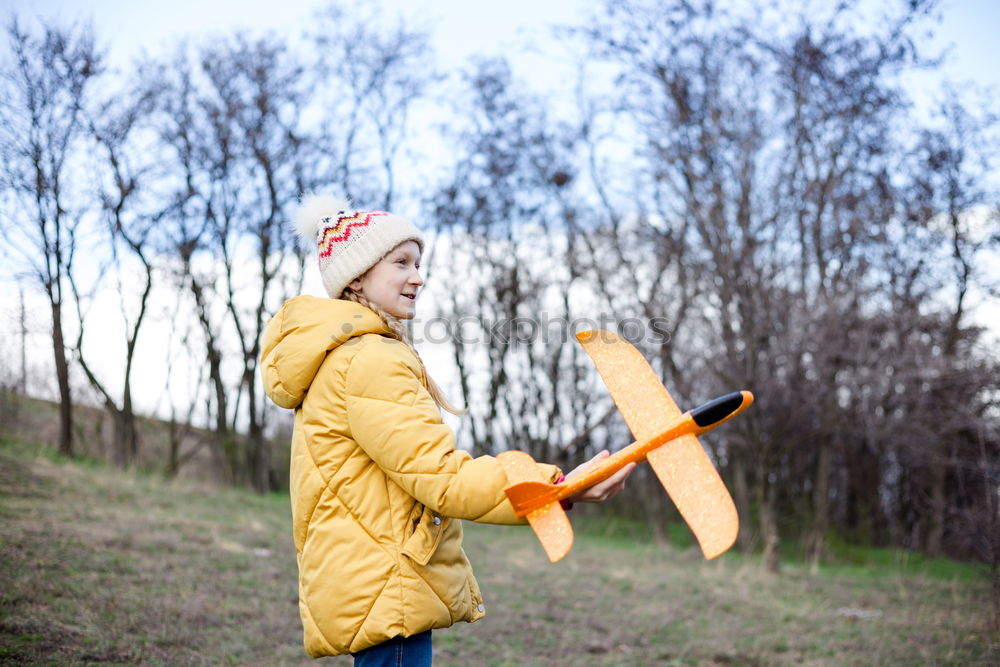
[504,480,560,516]
[498,450,573,562]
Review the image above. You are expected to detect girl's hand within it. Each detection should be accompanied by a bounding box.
[565,450,636,504]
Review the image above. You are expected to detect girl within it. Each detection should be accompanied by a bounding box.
[261,195,633,664]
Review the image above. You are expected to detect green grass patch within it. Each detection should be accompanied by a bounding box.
[564,505,982,583]
[0,436,105,469]
[811,533,981,582]
[571,511,697,551]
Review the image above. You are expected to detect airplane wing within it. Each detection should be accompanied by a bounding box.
[497,449,574,562]
[576,331,739,559]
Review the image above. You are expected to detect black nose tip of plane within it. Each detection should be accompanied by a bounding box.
[691,391,752,427]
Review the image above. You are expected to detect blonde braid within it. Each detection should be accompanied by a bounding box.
[342,288,466,416]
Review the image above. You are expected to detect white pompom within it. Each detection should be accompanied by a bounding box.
[293,193,353,241]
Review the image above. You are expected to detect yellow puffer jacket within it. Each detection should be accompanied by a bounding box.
[260,295,559,657]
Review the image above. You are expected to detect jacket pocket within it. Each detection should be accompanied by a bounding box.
[401,506,448,567]
[468,575,486,620]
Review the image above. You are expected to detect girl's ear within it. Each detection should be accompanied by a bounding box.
[348,278,363,292]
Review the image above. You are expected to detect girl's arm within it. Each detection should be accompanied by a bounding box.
[343,337,560,525]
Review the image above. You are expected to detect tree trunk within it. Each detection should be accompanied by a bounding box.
[166,417,180,478]
[111,409,138,469]
[248,421,269,493]
[123,391,138,466]
[926,458,946,556]
[19,288,28,394]
[808,438,831,569]
[639,474,670,545]
[731,451,752,551]
[762,500,780,573]
[244,365,272,493]
[757,462,780,573]
[51,298,73,457]
[111,411,127,468]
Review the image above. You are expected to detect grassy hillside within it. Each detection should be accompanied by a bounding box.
[0,438,995,665]
[0,392,247,486]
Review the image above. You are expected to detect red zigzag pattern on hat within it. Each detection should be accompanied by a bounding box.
[317,211,387,258]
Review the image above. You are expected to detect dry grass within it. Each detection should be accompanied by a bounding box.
[0,440,314,666]
[455,524,995,665]
[1,439,996,666]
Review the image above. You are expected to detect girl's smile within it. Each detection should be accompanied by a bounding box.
[348,240,423,319]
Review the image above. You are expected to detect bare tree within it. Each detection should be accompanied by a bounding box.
[0,18,101,456]
[145,48,240,481]
[162,307,211,479]
[900,98,1000,557]
[145,10,432,490]
[197,34,310,492]
[569,0,1000,572]
[65,82,158,468]
[308,3,435,207]
[429,58,610,468]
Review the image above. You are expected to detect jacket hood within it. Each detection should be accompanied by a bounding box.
[260,295,389,409]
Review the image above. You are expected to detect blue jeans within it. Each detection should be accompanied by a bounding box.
[352,630,432,667]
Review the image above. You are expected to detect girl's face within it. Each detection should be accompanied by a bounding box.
[349,240,423,320]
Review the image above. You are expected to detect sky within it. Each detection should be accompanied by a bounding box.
[7,0,999,94]
[7,0,590,76]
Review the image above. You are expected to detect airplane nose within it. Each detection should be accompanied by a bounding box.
[691,391,752,428]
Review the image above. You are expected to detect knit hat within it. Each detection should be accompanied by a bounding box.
[293,194,424,298]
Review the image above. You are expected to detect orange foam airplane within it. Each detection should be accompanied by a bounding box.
[499,330,752,563]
